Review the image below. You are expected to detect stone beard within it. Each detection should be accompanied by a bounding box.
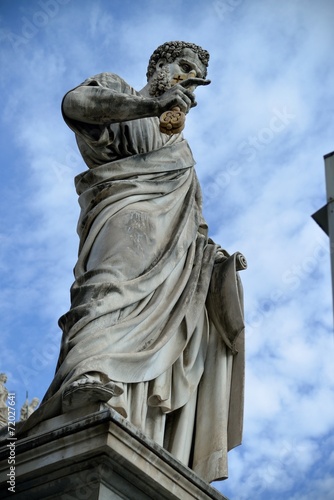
[148,65,172,97]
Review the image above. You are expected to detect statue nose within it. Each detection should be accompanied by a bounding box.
[171,74,187,85]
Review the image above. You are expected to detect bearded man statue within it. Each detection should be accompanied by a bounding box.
[28,41,246,483]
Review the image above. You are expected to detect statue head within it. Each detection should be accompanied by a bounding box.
[30,397,39,409]
[0,373,7,383]
[147,41,209,80]
[146,41,209,97]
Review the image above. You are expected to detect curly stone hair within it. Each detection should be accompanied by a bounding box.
[146,41,210,81]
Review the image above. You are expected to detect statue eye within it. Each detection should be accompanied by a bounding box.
[181,63,191,73]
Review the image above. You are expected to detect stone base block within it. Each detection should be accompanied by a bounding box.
[0,406,228,499]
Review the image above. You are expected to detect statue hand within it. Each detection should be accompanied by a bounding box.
[156,84,197,115]
[157,78,211,135]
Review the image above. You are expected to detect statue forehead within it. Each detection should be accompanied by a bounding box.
[170,48,206,74]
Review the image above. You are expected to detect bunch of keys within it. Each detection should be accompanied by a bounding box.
[159,106,185,135]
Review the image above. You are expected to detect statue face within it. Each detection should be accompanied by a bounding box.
[148,48,207,97]
[166,48,207,85]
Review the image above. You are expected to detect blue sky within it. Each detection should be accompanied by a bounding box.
[1,0,334,498]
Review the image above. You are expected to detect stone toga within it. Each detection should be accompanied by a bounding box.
[30,73,245,483]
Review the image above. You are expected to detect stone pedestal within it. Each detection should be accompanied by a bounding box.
[0,407,228,499]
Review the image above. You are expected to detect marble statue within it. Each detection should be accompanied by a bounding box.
[20,397,39,421]
[32,41,246,483]
[0,374,8,428]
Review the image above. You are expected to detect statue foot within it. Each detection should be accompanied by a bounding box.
[62,377,123,413]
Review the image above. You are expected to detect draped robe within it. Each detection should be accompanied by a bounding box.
[35,73,245,483]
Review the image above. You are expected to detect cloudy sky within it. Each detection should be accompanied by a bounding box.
[1,0,334,498]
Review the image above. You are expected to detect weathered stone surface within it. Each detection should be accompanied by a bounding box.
[0,407,229,499]
[27,41,246,484]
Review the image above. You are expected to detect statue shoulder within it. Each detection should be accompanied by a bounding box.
[81,72,132,93]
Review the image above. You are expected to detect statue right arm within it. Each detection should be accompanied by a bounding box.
[62,86,161,125]
[62,76,203,126]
